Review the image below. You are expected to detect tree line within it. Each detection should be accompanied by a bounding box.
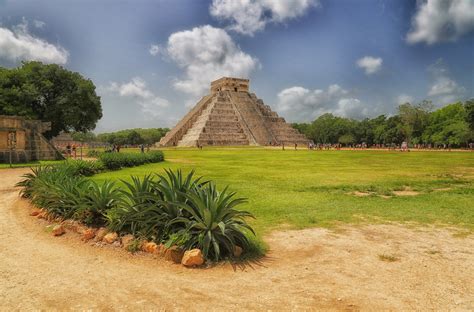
[71,128,169,146]
[292,100,474,147]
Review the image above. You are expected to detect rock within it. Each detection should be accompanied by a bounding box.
[103,232,118,244]
[143,242,159,253]
[157,243,166,255]
[181,249,205,267]
[30,209,41,216]
[62,220,81,233]
[121,234,135,249]
[164,246,184,264]
[233,246,243,258]
[75,225,89,235]
[95,228,108,241]
[52,225,65,236]
[82,228,96,241]
[37,210,48,219]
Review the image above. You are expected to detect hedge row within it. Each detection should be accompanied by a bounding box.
[97,151,164,170]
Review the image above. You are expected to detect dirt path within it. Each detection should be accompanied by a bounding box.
[0,168,473,311]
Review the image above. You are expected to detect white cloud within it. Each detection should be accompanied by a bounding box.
[166,25,259,96]
[356,56,383,75]
[0,20,68,64]
[149,44,161,56]
[105,77,170,117]
[33,20,46,29]
[397,94,414,104]
[210,0,318,36]
[427,59,465,105]
[407,0,474,44]
[276,84,370,121]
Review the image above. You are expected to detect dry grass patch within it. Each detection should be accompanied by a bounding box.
[378,254,400,262]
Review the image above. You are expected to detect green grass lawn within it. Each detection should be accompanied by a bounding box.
[92,147,474,234]
[0,160,63,169]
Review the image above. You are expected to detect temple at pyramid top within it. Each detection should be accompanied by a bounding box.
[159,77,309,147]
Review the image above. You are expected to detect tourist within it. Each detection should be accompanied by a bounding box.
[140,144,145,153]
[294,143,297,150]
[66,144,71,158]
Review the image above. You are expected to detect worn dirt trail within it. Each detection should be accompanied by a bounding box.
[0,168,473,311]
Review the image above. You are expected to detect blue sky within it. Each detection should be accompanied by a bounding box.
[0,0,473,132]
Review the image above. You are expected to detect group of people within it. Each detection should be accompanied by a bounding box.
[303,142,474,151]
[65,144,78,158]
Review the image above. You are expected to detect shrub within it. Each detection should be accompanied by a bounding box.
[26,167,88,219]
[107,169,255,261]
[61,160,104,176]
[106,170,206,239]
[98,151,164,170]
[86,149,102,158]
[18,166,257,262]
[18,165,119,224]
[106,175,166,238]
[172,183,255,261]
[74,181,123,226]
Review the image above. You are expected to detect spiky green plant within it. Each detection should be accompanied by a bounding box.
[173,182,255,261]
[75,181,123,226]
[106,175,166,238]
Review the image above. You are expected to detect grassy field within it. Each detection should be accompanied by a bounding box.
[91,147,474,235]
[0,160,63,169]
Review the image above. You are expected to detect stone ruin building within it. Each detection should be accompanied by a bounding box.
[159,77,309,147]
[0,115,63,163]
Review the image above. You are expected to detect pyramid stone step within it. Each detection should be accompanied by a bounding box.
[161,77,308,147]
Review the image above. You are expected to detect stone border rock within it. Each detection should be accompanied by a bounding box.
[29,208,209,268]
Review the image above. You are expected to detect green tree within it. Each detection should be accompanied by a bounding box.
[422,103,470,146]
[398,101,432,144]
[338,134,355,146]
[0,61,102,138]
[71,131,96,142]
[465,99,474,131]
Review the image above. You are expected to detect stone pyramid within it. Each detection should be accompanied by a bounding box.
[159,77,309,147]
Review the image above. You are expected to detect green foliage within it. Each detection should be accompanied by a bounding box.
[17,164,256,261]
[126,239,142,253]
[293,99,473,147]
[86,149,102,158]
[338,134,355,145]
[0,61,102,138]
[75,181,123,226]
[98,151,164,170]
[422,103,471,145]
[464,99,474,131]
[70,131,97,142]
[174,183,255,261]
[61,159,104,176]
[96,128,169,145]
[106,170,255,261]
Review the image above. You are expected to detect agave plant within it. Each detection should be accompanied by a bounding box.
[106,175,167,237]
[173,182,255,261]
[16,166,54,198]
[75,180,123,226]
[106,169,207,240]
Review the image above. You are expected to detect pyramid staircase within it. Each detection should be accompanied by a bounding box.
[159,78,309,147]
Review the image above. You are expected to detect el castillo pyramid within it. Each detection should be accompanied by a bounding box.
[159,77,309,147]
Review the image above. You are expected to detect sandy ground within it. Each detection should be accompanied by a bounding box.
[0,168,473,311]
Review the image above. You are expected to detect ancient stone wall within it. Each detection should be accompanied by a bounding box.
[210,77,249,93]
[0,115,63,163]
